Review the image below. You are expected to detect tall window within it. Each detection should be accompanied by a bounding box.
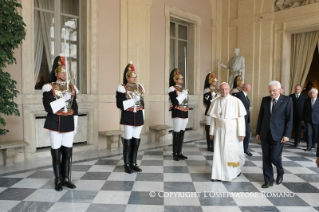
[170,20,189,90]
[34,0,81,90]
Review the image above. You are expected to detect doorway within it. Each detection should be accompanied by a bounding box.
[304,45,319,91]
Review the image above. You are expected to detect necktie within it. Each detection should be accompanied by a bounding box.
[272,99,277,113]
[246,95,250,106]
[312,99,315,108]
[296,94,299,99]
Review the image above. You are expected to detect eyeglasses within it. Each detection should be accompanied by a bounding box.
[268,89,278,93]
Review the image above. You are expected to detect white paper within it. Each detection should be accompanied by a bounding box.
[123,99,135,110]
[50,98,66,113]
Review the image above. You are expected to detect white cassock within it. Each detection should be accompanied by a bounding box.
[208,94,246,181]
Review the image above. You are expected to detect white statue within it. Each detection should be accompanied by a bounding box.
[219,48,245,90]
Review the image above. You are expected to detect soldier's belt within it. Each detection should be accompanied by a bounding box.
[126,107,144,112]
[56,109,74,116]
[169,105,189,111]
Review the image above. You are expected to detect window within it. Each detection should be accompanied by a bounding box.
[170,21,189,90]
[34,0,82,90]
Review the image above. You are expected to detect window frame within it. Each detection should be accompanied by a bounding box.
[34,0,82,91]
[170,20,189,89]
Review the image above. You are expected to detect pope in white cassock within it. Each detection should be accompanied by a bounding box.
[208,82,246,181]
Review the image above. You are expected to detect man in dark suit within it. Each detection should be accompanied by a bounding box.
[302,88,319,151]
[234,83,252,156]
[256,81,293,188]
[289,85,308,147]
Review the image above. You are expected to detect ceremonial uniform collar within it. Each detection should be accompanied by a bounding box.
[55,80,67,86]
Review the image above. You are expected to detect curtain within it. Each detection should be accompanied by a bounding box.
[290,31,319,93]
[34,0,54,84]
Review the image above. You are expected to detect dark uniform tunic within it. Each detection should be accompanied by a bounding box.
[204,87,220,115]
[116,84,145,126]
[42,82,78,133]
[168,85,189,119]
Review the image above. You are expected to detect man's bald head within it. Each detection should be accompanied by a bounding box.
[242,83,251,93]
[220,82,230,97]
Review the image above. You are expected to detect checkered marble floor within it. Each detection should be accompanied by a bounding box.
[1,139,319,212]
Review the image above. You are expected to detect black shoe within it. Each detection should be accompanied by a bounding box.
[294,144,299,148]
[61,146,76,189]
[55,182,63,191]
[305,148,312,151]
[237,172,241,177]
[276,175,283,184]
[261,182,273,188]
[312,145,316,148]
[178,153,188,160]
[173,153,179,161]
[62,181,76,189]
[211,179,221,182]
[172,132,180,161]
[130,138,142,172]
[51,148,63,191]
[122,138,132,173]
[130,164,142,172]
[124,164,133,174]
[244,150,253,156]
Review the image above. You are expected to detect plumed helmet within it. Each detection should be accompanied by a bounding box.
[48,54,66,83]
[208,73,218,84]
[233,75,244,89]
[169,68,183,87]
[54,56,66,74]
[204,72,218,89]
[123,61,137,84]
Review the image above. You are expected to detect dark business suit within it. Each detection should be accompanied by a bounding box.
[256,95,293,184]
[234,91,250,152]
[289,93,307,146]
[302,98,319,149]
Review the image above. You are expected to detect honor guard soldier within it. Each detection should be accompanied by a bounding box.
[42,55,78,191]
[116,62,144,174]
[168,69,189,161]
[203,73,220,152]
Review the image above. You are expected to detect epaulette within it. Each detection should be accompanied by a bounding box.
[42,84,52,93]
[167,86,175,93]
[117,84,126,93]
[204,88,210,93]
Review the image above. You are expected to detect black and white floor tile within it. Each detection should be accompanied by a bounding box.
[0,139,319,212]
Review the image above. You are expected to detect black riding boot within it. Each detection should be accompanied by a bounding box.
[61,146,76,189]
[130,138,142,172]
[205,125,214,152]
[178,130,188,159]
[51,148,62,191]
[122,138,133,174]
[172,132,180,161]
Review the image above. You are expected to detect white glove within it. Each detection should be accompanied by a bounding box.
[133,95,140,103]
[74,127,77,136]
[182,89,188,95]
[63,93,71,101]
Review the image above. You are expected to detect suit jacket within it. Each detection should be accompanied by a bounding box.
[256,95,293,141]
[289,93,307,119]
[233,91,250,123]
[302,98,319,124]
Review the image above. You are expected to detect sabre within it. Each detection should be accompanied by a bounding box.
[63,28,69,113]
[137,41,139,93]
[184,47,187,89]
